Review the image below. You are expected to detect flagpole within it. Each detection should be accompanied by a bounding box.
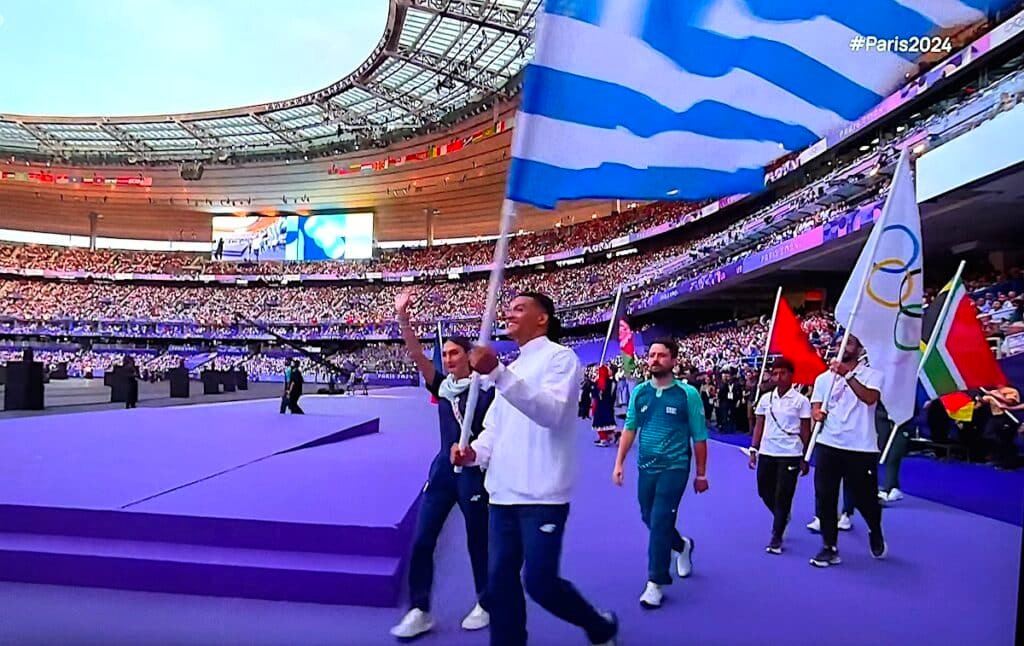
[881,260,966,463]
[455,198,516,473]
[734,289,784,462]
[805,149,910,462]
[756,287,784,391]
[599,286,623,366]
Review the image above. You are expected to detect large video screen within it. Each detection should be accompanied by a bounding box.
[286,213,374,261]
[212,212,374,262]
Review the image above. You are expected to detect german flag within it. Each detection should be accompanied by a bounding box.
[938,391,975,422]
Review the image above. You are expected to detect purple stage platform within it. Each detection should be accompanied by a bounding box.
[0,395,438,607]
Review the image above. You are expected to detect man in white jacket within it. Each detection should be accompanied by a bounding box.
[452,292,618,646]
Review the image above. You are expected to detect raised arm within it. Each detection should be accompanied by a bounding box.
[395,288,437,384]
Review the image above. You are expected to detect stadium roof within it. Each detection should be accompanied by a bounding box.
[0,0,538,164]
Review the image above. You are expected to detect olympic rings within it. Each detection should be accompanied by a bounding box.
[864,223,923,310]
[859,223,924,352]
[876,224,920,274]
[867,259,918,308]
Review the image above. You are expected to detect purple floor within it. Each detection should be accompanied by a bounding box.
[0,389,1019,645]
[133,424,431,527]
[0,402,379,509]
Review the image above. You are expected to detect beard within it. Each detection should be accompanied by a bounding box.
[650,367,671,378]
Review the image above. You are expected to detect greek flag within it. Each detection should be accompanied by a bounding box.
[508,0,1011,208]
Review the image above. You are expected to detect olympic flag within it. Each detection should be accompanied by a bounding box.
[834,149,923,427]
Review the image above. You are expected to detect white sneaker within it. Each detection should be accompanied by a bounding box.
[806,517,821,533]
[675,536,694,578]
[838,513,853,531]
[878,490,889,502]
[639,581,663,609]
[460,603,489,631]
[390,608,434,639]
[887,488,904,502]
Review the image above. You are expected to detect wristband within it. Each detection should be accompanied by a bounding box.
[696,475,708,481]
[749,446,759,454]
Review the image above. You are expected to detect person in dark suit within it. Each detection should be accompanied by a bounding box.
[282,360,304,414]
[579,371,594,419]
[124,356,140,409]
[717,372,742,432]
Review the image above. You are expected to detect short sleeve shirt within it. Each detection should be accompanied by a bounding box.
[624,381,708,472]
[811,366,884,453]
[755,388,811,457]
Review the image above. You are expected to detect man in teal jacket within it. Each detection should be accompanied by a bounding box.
[613,338,709,610]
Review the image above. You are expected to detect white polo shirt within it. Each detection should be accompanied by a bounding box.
[811,366,885,453]
[754,387,812,457]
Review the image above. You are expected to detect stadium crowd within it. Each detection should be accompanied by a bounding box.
[0,200,701,279]
[0,252,653,330]
[0,126,893,341]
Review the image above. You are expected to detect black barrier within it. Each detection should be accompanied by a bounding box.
[201,370,220,394]
[3,360,44,410]
[168,367,190,398]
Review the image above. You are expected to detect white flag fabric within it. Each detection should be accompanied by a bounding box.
[507,0,1007,208]
[834,149,923,426]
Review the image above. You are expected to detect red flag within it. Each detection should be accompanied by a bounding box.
[768,299,827,385]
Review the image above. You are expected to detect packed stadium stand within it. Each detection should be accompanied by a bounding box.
[3,62,1023,340]
[2,58,1024,368]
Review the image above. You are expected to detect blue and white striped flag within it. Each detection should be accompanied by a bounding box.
[508,0,1010,208]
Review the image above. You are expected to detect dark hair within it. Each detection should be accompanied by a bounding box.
[518,291,562,341]
[444,336,472,353]
[649,338,679,359]
[771,356,795,373]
